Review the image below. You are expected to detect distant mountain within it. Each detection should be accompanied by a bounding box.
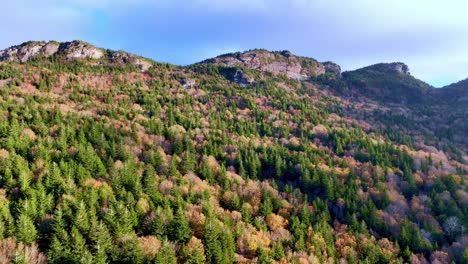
[342,62,433,104]
[433,78,468,104]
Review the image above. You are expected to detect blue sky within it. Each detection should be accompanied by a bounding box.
[3,0,468,87]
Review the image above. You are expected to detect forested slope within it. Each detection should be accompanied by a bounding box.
[0,41,465,263]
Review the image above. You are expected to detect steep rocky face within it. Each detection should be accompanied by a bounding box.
[0,40,103,62]
[58,41,104,59]
[201,49,325,80]
[322,61,341,76]
[109,51,153,71]
[0,41,59,62]
[393,62,410,74]
[0,40,152,71]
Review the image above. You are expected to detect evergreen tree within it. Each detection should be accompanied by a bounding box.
[89,221,113,264]
[154,240,177,264]
[167,209,191,244]
[15,213,38,245]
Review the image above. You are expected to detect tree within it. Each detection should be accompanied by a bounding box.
[259,190,273,217]
[181,236,206,264]
[154,240,177,264]
[257,247,272,263]
[111,234,144,263]
[167,209,192,244]
[89,221,113,264]
[15,213,37,245]
[442,216,462,241]
[271,240,285,260]
[70,227,93,263]
[203,220,235,264]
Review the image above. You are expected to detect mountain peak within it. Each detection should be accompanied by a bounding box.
[0,40,153,71]
[360,62,410,75]
[0,40,103,62]
[342,62,432,104]
[200,49,325,80]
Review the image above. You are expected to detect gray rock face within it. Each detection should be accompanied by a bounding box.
[0,41,59,63]
[58,41,104,60]
[0,40,153,71]
[323,61,341,76]
[203,49,325,80]
[180,79,196,88]
[392,62,410,75]
[109,51,152,71]
[219,68,254,87]
[41,42,60,56]
[232,69,254,87]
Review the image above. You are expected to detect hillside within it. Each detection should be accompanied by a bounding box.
[333,64,467,157]
[341,63,433,104]
[0,41,466,263]
[434,79,468,104]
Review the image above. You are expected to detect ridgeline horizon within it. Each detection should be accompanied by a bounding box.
[0,40,464,88]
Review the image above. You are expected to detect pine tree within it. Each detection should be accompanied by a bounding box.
[15,213,38,245]
[154,240,177,264]
[71,227,94,263]
[181,143,196,173]
[259,190,273,217]
[167,209,191,244]
[90,221,113,264]
[203,220,235,264]
[257,247,272,264]
[271,240,285,260]
[75,201,90,235]
[181,237,206,264]
[203,221,222,264]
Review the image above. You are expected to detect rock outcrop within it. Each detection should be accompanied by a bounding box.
[322,61,341,76]
[0,40,153,71]
[109,51,153,71]
[219,68,254,87]
[0,41,59,63]
[58,41,104,60]
[201,49,325,80]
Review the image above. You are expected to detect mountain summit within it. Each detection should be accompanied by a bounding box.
[0,40,153,71]
[342,62,432,104]
[201,49,327,80]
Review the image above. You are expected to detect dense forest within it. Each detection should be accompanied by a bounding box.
[0,41,466,263]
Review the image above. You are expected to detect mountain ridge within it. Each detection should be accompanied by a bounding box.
[0,40,154,71]
[1,40,466,88]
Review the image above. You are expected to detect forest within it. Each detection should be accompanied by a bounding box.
[0,44,466,263]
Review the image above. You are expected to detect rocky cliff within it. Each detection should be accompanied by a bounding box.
[201,49,325,80]
[0,40,153,71]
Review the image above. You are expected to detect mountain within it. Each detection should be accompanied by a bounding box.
[200,49,326,80]
[0,40,153,71]
[0,41,466,263]
[434,78,468,104]
[342,63,433,104]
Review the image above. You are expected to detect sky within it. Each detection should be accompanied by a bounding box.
[2,0,468,87]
